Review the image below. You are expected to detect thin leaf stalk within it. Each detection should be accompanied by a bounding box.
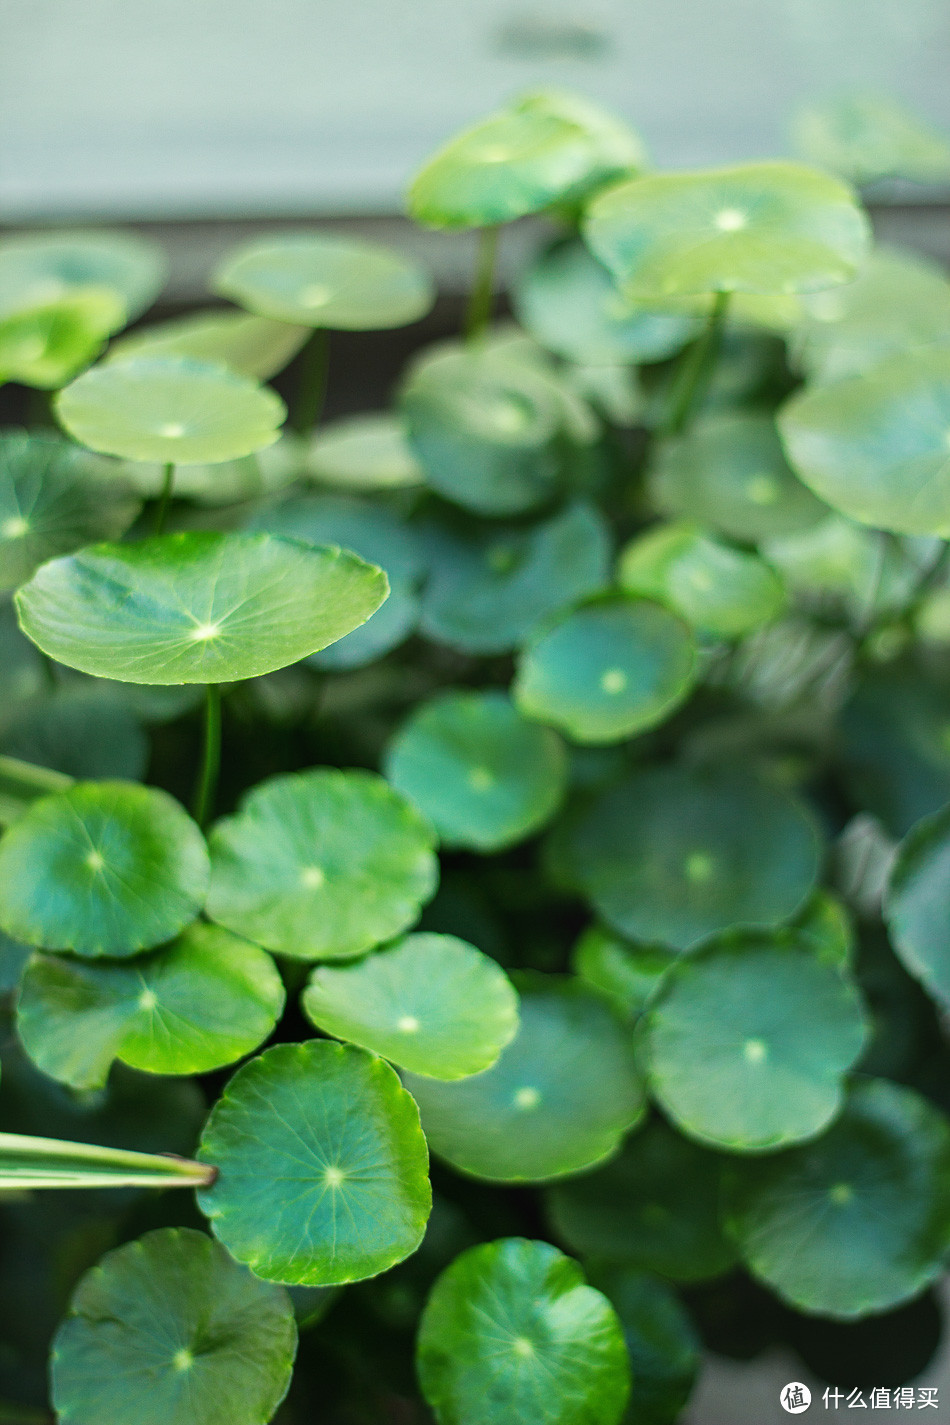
[661,289,731,437]
[154,461,175,535]
[292,327,330,437]
[0,1131,216,1190]
[193,683,222,828]
[464,226,500,343]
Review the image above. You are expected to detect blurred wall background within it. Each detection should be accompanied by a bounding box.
[3,0,950,223]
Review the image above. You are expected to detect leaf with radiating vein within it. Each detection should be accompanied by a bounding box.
[15,530,388,684]
[197,1040,432,1285]
[50,1228,297,1425]
[18,922,285,1089]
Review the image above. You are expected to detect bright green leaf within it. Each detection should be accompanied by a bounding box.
[0,780,208,958]
[55,356,286,465]
[408,90,644,229]
[0,290,127,389]
[15,530,388,684]
[618,523,786,639]
[305,413,424,489]
[584,161,870,299]
[778,348,950,536]
[50,1228,297,1425]
[207,768,438,960]
[197,1040,432,1285]
[302,932,519,1079]
[214,235,434,329]
[0,230,165,322]
[107,307,310,381]
[403,976,645,1182]
[386,690,567,850]
[513,599,697,744]
[416,1237,631,1425]
[643,930,868,1152]
[18,922,285,1089]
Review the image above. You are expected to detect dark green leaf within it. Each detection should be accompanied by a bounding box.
[513,599,697,744]
[592,1266,700,1425]
[0,430,139,592]
[546,1117,737,1282]
[723,1079,950,1317]
[50,1228,297,1425]
[558,763,821,949]
[403,976,645,1182]
[0,687,148,782]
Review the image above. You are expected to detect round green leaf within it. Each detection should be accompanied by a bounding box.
[512,239,698,365]
[643,931,868,1152]
[15,530,388,684]
[400,341,567,516]
[513,599,697,744]
[197,1039,432,1285]
[207,768,437,961]
[885,802,950,1010]
[386,691,567,850]
[0,781,208,958]
[50,1227,296,1425]
[793,246,950,385]
[571,925,677,1022]
[618,523,786,639]
[409,89,644,229]
[723,1079,950,1317]
[778,348,950,535]
[0,230,165,322]
[302,932,519,1078]
[107,307,310,380]
[592,1266,700,1425]
[648,411,827,541]
[18,922,285,1090]
[420,501,610,654]
[791,94,950,188]
[0,429,140,592]
[306,413,424,489]
[559,763,821,950]
[55,357,286,465]
[0,290,127,389]
[584,161,870,299]
[403,976,645,1182]
[213,235,434,329]
[247,492,422,670]
[546,1117,737,1282]
[417,1237,630,1425]
[0,687,148,782]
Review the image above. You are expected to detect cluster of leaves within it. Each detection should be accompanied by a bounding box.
[1,86,950,1425]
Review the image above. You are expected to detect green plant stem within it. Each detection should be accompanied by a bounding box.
[0,1130,215,1190]
[39,650,59,690]
[154,462,175,535]
[193,683,222,828]
[292,327,330,436]
[0,754,73,827]
[661,290,731,437]
[464,227,500,343]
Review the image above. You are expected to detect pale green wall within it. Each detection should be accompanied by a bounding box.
[2,0,949,219]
